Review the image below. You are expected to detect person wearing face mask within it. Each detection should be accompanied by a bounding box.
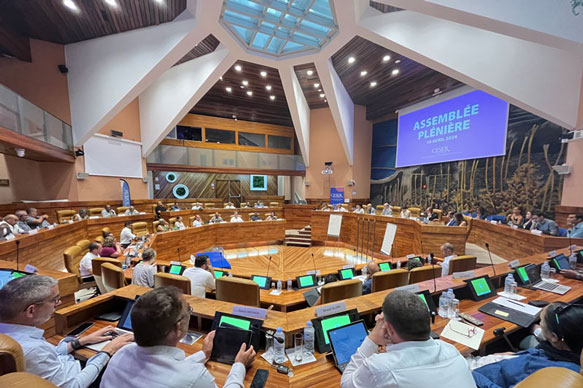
[471,302,583,388]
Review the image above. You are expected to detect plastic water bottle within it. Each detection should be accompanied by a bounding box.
[541,262,551,280]
[228,272,233,277]
[362,265,368,277]
[569,253,578,270]
[277,279,282,292]
[287,278,292,290]
[438,291,449,318]
[396,260,401,269]
[274,327,286,364]
[303,321,315,355]
[504,273,514,295]
[446,289,454,315]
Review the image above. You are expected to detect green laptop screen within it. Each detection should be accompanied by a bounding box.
[169,265,182,274]
[11,271,26,279]
[516,267,529,283]
[299,275,314,287]
[471,278,491,296]
[252,276,267,288]
[219,316,251,330]
[321,314,351,344]
[379,262,391,272]
[340,269,354,279]
[214,270,224,278]
[417,293,428,308]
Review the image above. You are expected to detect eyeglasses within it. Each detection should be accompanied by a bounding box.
[25,294,61,311]
[450,325,477,338]
[176,305,193,324]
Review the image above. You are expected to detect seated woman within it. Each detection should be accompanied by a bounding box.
[472,302,583,388]
[523,211,534,230]
[400,206,411,218]
[173,216,185,230]
[191,214,203,227]
[131,248,157,288]
[156,218,171,232]
[101,235,122,258]
[475,206,487,220]
[507,206,524,227]
[353,204,365,214]
[454,213,467,227]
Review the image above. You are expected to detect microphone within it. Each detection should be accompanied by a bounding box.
[15,240,20,271]
[430,253,436,293]
[485,242,496,277]
[259,328,284,343]
[266,256,272,278]
[177,247,181,262]
[568,230,573,257]
[311,253,317,273]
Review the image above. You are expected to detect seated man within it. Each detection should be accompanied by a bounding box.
[79,242,102,280]
[73,208,89,221]
[250,212,261,222]
[353,204,365,214]
[401,206,412,218]
[362,262,379,295]
[155,201,167,218]
[269,211,278,220]
[0,275,132,388]
[191,202,203,210]
[381,203,392,216]
[230,212,244,223]
[341,290,475,388]
[101,287,256,388]
[15,210,32,233]
[437,242,457,277]
[26,207,51,229]
[365,203,375,215]
[170,203,181,211]
[567,213,583,238]
[132,248,157,288]
[101,205,116,218]
[337,205,348,212]
[191,215,203,227]
[0,214,20,237]
[209,212,223,224]
[224,202,236,209]
[531,212,559,236]
[120,221,136,249]
[445,211,456,226]
[124,206,139,216]
[183,255,216,298]
[472,302,583,388]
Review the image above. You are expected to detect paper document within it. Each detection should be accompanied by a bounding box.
[441,320,485,350]
[269,289,282,296]
[496,292,526,301]
[491,297,541,316]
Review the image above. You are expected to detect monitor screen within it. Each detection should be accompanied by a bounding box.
[219,315,251,331]
[471,277,492,297]
[552,254,569,270]
[417,292,429,308]
[169,265,182,275]
[321,314,351,345]
[214,270,225,278]
[396,89,508,167]
[117,298,139,331]
[0,270,13,289]
[516,266,530,283]
[340,269,354,279]
[298,275,315,287]
[252,276,267,288]
[329,321,368,365]
[379,262,391,272]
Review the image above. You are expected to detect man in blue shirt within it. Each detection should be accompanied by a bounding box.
[0,275,132,388]
[531,212,559,236]
[567,214,583,238]
[362,262,379,295]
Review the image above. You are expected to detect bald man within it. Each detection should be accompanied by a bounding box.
[0,214,20,237]
[362,262,380,295]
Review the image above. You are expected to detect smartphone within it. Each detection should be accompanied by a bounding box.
[250,369,269,388]
[67,322,94,337]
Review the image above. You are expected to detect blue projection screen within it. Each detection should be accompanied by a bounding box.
[396,90,508,168]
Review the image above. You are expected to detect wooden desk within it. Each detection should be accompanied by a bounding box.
[311,211,468,258]
[159,207,284,223]
[86,213,155,238]
[467,219,583,259]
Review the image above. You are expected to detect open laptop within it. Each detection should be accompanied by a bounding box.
[328,320,368,373]
[86,297,138,351]
[517,264,571,295]
[0,269,29,289]
[548,254,570,272]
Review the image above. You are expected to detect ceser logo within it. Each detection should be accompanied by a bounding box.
[432,146,450,154]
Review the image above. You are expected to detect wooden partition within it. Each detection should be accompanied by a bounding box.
[283,204,313,229]
[243,195,285,207]
[159,208,283,223]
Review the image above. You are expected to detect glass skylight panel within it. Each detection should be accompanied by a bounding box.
[252,32,270,49]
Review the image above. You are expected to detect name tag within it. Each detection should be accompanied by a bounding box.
[315,301,346,317]
[511,225,518,229]
[508,259,521,268]
[490,220,498,224]
[232,305,267,319]
[47,225,55,230]
[395,284,420,292]
[306,270,321,275]
[453,271,475,279]
[531,230,543,236]
[24,264,38,273]
[342,264,354,269]
[5,234,15,240]
[28,229,38,235]
[547,250,557,257]
[406,254,416,259]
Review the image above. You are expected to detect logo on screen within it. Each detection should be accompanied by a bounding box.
[471,278,491,296]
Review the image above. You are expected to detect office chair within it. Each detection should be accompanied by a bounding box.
[92,258,122,294]
[56,210,76,224]
[409,265,441,284]
[101,262,126,292]
[514,367,583,388]
[448,255,477,275]
[0,334,24,375]
[154,273,191,294]
[216,277,260,307]
[0,372,59,387]
[320,279,362,304]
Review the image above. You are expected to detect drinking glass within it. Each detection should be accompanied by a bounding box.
[449,298,460,320]
[294,333,303,362]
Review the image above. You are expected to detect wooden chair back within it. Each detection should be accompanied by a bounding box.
[56,210,76,224]
[88,208,102,217]
[117,206,129,214]
[101,262,125,292]
[391,206,401,217]
[132,222,148,236]
[154,273,191,294]
[409,207,421,217]
[0,334,24,375]
[216,277,260,307]
[320,279,362,304]
[409,265,441,284]
[448,255,477,275]
[0,372,59,387]
[372,269,409,292]
[514,367,583,388]
[63,245,83,282]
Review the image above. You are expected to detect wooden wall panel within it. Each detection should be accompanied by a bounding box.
[283,205,312,229]
[555,205,583,228]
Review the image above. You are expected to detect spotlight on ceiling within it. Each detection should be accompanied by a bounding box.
[360,70,367,77]
[63,0,79,12]
[307,70,313,76]
[392,69,400,76]
[265,85,272,91]
[234,64,242,72]
[269,95,275,100]
[313,83,320,88]
[348,57,355,64]
[225,87,232,93]
[241,80,248,86]
[321,161,333,175]
[320,93,325,98]
[14,148,25,158]
[382,55,391,62]
[246,90,253,96]
[370,81,377,87]
[260,71,267,77]
[104,0,118,8]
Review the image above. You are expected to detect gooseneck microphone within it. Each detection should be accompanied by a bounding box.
[430,253,436,293]
[568,230,573,257]
[266,256,272,278]
[485,242,496,278]
[15,240,20,271]
[311,253,317,273]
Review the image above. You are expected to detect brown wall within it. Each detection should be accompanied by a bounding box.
[305,105,372,201]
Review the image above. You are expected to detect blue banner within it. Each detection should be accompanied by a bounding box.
[120,179,131,207]
[330,187,344,205]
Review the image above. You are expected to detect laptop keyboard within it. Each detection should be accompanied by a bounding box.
[535,281,571,294]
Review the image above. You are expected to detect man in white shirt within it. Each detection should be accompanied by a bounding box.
[437,242,457,277]
[0,275,132,388]
[341,290,476,388]
[124,206,139,216]
[183,255,216,298]
[79,242,102,279]
[101,205,116,218]
[101,287,256,388]
[230,212,244,223]
[224,202,236,209]
[381,203,392,216]
[120,221,135,248]
[0,214,20,237]
[192,215,203,227]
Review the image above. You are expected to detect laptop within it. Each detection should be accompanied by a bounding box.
[518,264,571,295]
[0,269,29,289]
[328,320,368,373]
[548,254,570,272]
[86,297,138,351]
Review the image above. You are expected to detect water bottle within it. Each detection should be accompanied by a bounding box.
[303,321,315,355]
[396,260,401,269]
[446,289,454,315]
[277,279,282,292]
[228,272,233,277]
[287,278,292,290]
[438,291,449,318]
[510,280,517,296]
[125,255,131,268]
[541,262,551,280]
[569,253,578,270]
[273,327,286,364]
[504,273,514,295]
[362,265,368,277]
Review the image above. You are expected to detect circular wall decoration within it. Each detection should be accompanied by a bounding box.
[165,172,178,183]
[173,184,189,199]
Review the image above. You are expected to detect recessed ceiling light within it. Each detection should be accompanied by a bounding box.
[240,85,244,89]
[104,0,118,7]
[318,89,322,92]
[269,95,275,100]
[63,0,79,11]
[307,70,313,76]
[313,83,320,88]
[260,71,267,77]
[219,76,223,81]
[324,99,327,103]
[234,64,242,72]
[155,0,165,3]
[370,81,377,87]
[392,69,400,76]
[320,93,325,98]
[348,57,355,64]
[382,55,391,62]
[246,90,253,96]
[395,59,401,64]
[265,85,272,91]
[360,70,367,77]
[242,80,248,86]
[225,87,232,92]
[434,88,440,93]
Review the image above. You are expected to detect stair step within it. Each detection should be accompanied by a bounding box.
[285,241,312,247]
[285,236,312,242]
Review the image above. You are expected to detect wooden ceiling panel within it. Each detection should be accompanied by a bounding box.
[369,1,403,13]
[190,60,293,127]
[331,36,463,120]
[294,63,328,110]
[174,34,220,66]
